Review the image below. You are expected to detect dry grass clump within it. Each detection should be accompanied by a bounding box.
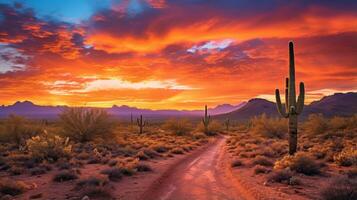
[231,159,244,167]
[267,169,293,183]
[0,115,44,146]
[26,132,72,162]
[254,165,271,174]
[135,163,152,172]
[0,178,27,196]
[197,120,223,135]
[320,176,357,200]
[100,168,123,182]
[334,147,357,167]
[163,118,192,136]
[170,147,184,154]
[274,152,321,176]
[80,186,114,200]
[60,108,114,142]
[253,156,273,167]
[53,170,78,182]
[250,114,287,138]
[303,114,328,135]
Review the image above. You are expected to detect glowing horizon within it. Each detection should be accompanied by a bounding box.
[0,1,356,110]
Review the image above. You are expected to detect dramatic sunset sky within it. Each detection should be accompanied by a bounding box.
[0,0,356,109]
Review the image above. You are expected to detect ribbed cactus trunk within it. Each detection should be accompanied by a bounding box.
[137,115,146,134]
[202,105,210,134]
[275,42,305,155]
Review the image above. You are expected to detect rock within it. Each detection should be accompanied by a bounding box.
[81,196,90,200]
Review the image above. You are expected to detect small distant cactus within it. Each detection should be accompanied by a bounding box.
[224,118,230,131]
[275,42,305,155]
[137,115,147,134]
[202,105,211,134]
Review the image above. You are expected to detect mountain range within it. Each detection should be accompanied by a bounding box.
[0,92,355,120]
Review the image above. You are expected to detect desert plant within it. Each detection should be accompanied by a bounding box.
[274,152,321,175]
[0,115,43,147]
[224,118,230,131]
[320,176,357,200]
[334,147,357,166]
[275,42,305,155]
[100,168,123,182]
[231,159,244,167]
[163,118,192,136]
[267,169,293,183]
[59,107,113,142]
[303,114,328,135]
[251,114,287,138]
[137,115,147,134]
[253,156,274,167]
[202,105,211,134]
[53,170,78,182]
[254,165,271,174]
[26,131,72,162]
[0,178,26,196]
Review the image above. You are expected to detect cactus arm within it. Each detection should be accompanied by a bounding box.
[275,89,288,118]
[289,42,296,107]
[296,82,305,114]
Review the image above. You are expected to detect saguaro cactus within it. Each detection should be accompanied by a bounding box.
[275,42,305,155]
[202,105,211,134]
[224,118,230,131]
[137,115,146,134]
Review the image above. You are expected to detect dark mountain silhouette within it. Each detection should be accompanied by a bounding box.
[0,92,355,120]
[215,98,278,120]
[215,92,357,121]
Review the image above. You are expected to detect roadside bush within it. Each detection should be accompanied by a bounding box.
[163,118,192,136]
[334,147,357,166]
[320,176,357,200]
[100,168,123,182]
[274,152,321,175]
[267,169,293,183]
[250,114,287,138]
[0,178,27,196]
[60,108,114,142]
[197,120,223,135]
[53,170,78,182]
[26,132,72,162]
[254,165,271,174]
[253,156,273,167]
[231,159,244,167]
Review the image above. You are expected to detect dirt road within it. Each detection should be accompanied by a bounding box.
[142,136,251,200]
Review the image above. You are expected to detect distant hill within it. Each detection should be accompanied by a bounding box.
[215,98,278,121]
[0,101,244,119]
[215,92,357,121]
[0,93,355,120]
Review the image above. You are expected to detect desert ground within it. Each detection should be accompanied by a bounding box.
[0,109,356,200]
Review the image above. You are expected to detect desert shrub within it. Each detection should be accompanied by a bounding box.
[253,156,273,167]
[329,116,349,131]
[231,159,243,167]
[320,176,357,200]
[59,108,114,142]
[274,152,321,175]
[30,167,47,176]
[267,169,293,183]
[303,114,328,135]
[0,115,43,146]
[151,144,169,153]
[77,176,108,189]
[26,132,72,162]
[135,163,152,172]
[0,178,26,196]
[53,170,78,182]
[80,186,113,199]
[250,114,287,138]
[170,147,184,154]
[100,168,122,182]
[163,118,192,136]
[254,165,271,174]
[334,147,357,166]
[197,120,223,135]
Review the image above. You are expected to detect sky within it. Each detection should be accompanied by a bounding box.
[0,0,356,109]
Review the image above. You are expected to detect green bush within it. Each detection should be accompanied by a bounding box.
[250,114,287,138]
[59,108,114,142]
